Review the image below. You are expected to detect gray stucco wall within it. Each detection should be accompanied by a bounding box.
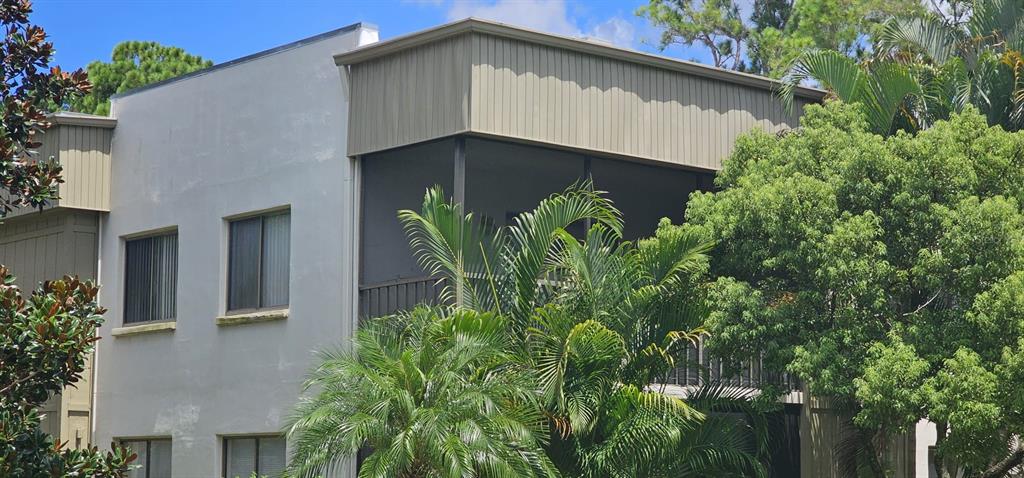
[93,25,377,477]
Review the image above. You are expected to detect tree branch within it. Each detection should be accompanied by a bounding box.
[978,446,1024,478]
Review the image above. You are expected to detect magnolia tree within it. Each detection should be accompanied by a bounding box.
[0,0,131,475]
[683,101,1024,478]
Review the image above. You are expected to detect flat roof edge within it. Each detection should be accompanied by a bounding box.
[335,18,826,101]
[111,22,372,101]
[48,112,117,128]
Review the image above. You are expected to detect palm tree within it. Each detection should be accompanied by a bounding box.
[400,184,771,477]
[285,307,557,478]
[780,0,1024,135]
[779,50,921,134]
[877,0,1024,130]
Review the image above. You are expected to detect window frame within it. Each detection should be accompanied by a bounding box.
[225,209,290,315]
[122,229,178,326]
[221,435,286,478]
[119,437,171,478]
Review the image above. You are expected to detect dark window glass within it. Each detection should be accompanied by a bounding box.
[123,439,171,478]
[124,233,177,324]
[224,436,285,478]
[228,211,290,312]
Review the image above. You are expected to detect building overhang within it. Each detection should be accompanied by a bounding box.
[335,18,826,101]
[48,111,117,129]
[336,18,824,170]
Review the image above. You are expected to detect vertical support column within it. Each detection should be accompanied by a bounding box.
[452,136,466,307]
[453,136,466,210]
[582,155,592,233]
[348,155,362,332]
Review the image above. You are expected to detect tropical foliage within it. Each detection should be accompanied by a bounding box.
[287,308,555,478]
[781,0,1024,135]
[288,185,775,477]
[637,0,924,77]
[684,101,1024,477]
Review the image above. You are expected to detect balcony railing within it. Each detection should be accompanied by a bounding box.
[659,340,800,391]
[358,276,447,320]
[358,277,798,391]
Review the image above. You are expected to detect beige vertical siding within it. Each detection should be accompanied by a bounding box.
[56,125,112,211]
[344,27,817,170]
[0,209,98,448]
[10,124,112,215]
[469,33,802,170]
[348,35,471,155]
[801,394,916,478]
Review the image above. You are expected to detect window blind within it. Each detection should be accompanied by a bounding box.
[124,233,177,324]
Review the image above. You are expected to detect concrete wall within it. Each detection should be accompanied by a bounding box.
[0,208,99,450]
[93,24,377,477]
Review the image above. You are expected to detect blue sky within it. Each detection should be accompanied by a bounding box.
[35,0,712,72]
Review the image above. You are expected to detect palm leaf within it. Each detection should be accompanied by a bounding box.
[399,186,499,310]
[878,16,961,65]
[781,50,866,112]
[500,182,621,328]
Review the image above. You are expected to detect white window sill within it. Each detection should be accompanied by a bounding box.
[111,320,176,337]
[216,308,289,326]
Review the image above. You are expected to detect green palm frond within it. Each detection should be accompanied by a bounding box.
[781,50,866,111]
[345,185,775,477]
[862,61,923,133]
[782,50,922,134]
[581,385,703,478]
[500,182,621,328]
[399,186,499,310]
[286,307,556,478]
[878,16,961,65]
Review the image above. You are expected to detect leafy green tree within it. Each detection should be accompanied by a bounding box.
[1,1,131,475]
[1,0,89,217]
[683,101,1024,477]
[637,0,923,78]
[1,268,133,476]
[637,0,748,71]
[71,41,212,116]
[782,0,1024,135]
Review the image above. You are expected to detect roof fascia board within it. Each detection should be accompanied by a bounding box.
[335,18,826,101]
[49,114,117,129]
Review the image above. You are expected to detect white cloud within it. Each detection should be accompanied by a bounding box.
[447,0,579,36]
[587,16,636,48]
[443,0,639,49]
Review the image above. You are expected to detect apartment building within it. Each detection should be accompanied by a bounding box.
[1,17,937,478]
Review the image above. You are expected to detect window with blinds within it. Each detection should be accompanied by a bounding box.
[124,232,178,324]
[227,211,290,312]
[223,436,286,478]
[122,439,171,478]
